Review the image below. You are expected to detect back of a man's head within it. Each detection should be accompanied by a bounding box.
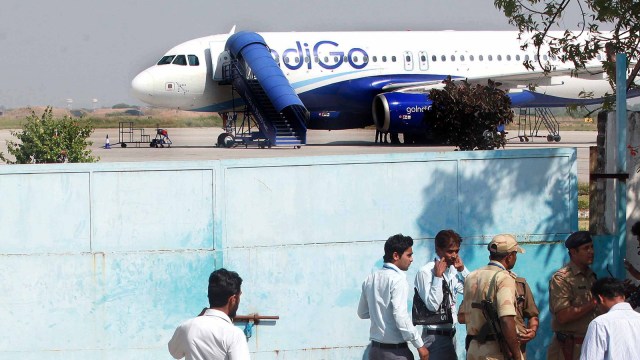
[208,268,243,308]
[383,234,413,263]
[591,277,625,300]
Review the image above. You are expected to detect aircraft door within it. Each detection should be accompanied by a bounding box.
[418,51,429,71]
[210,40,228,81]
[403,51,414,71]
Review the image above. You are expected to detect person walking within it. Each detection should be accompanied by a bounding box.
[358,234,429,360]
[414,229,469,360]
[580,277,640,360]
[168,268,250,360]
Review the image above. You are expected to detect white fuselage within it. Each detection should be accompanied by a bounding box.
[131,31,611,114]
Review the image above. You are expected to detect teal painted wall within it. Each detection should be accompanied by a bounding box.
[0,149,579,359]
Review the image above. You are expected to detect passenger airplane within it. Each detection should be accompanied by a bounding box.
[131,29,628,145]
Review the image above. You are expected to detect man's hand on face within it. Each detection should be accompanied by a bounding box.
[453,256,465,272]
[434,258,447,278]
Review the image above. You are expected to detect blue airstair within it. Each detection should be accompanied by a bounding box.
[220,32,308,147]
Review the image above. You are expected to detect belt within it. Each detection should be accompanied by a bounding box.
[371,340,409,349]
[556,332,585,345]
[425,328,456,337]
[466,334,497,342]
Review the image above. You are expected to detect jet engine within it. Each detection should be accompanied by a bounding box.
[372,92,433,133]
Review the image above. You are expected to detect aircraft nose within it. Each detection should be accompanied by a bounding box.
[131,71,155,102]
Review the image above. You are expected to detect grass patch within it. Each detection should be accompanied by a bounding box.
[0,115,223,130]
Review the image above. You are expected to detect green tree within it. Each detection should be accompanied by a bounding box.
[428,78,514,151]
[0,107,98,164]
[494,0,640,91]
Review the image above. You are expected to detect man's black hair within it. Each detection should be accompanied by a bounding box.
[435,229,462,249]
[208,268,243,308]
[383,234,413,263]
[631,221,640,236]
[590,277,626,300]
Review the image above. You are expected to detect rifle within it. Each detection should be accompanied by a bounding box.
[472,300,513,360]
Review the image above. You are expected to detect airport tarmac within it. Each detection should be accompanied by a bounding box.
[1,127,596,183]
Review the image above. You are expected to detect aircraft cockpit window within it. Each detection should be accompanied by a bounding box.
[173,55,187,66]
[188,55,200,66]
[157,55,175,65]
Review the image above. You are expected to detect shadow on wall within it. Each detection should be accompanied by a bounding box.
[415,151,576,360]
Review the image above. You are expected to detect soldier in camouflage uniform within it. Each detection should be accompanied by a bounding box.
[547,231,598,360]
[460,234,524,360]
[514,277,539,359]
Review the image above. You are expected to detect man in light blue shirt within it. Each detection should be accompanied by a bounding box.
[580,277,640,360]
[358,234,429,360]
[415,229,469,360]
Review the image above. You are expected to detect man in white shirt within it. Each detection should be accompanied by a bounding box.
[580,277,640,360]
[358,234,429,360]
[415,229,469,360]
[169,268,250,360]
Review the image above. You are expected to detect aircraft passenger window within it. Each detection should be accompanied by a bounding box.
[284,57,290,64]
[373,56,377,62]
[304,56,310,63]
[344,55,348,62]
[551,55,556,61]
[363,56,369,62]
[314,57,319,63]
[497,55,502,61]
[543,55,548,61]
[334,56,339,62]
[420,55,426,62]
[188,55,200,66]
[382,56,387,62]
[441,55,446,61]
[525,55,530,61]
[516,55,520,61]
[324,56,329,63]
[157,55,175,65]
[488,55,493,61]
[172,55,187,66]
[432,55,436,62]
[506,55,511,61]
[460,55,465,61]
[534,55,539,60]
[354,56,359,62]
[450,55,455,62]
[470,55,474,61]
[479,55,483,61]
[392,56,396,62]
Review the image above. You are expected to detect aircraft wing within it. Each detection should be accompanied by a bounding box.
[382,64,605,94]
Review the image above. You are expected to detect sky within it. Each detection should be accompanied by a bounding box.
[0,0,590,110]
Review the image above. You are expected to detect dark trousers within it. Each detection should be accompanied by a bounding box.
[369,346,414,360]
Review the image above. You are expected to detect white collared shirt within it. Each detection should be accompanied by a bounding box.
[415,257,469,330]
[168,309,250,360]
[580,302,640,360]
[358,263,425,349]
